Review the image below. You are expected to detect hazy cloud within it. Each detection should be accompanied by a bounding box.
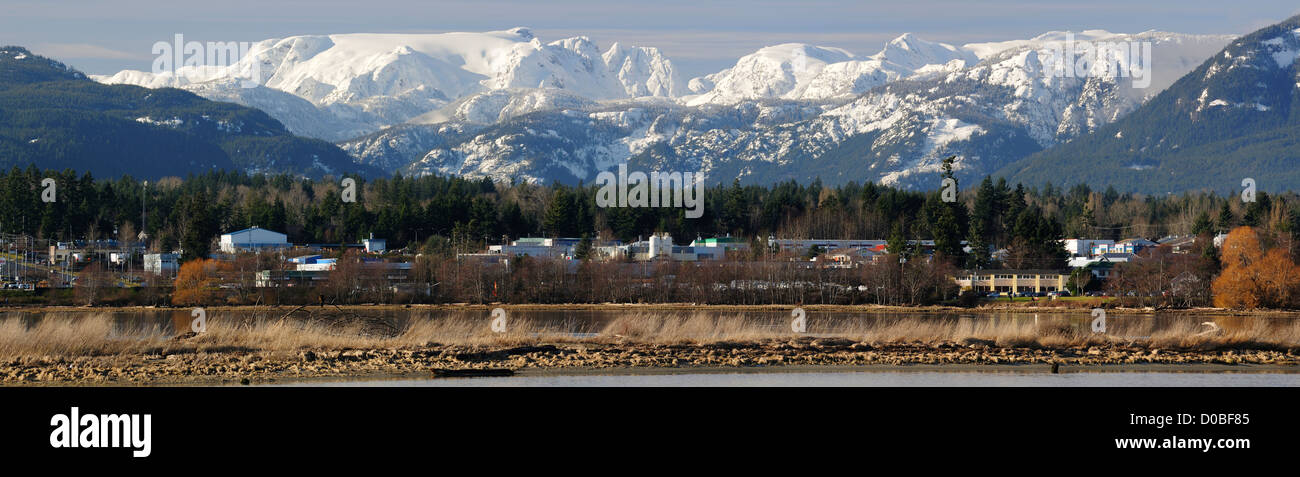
[31,43,147,60]
[3,0,1298,76]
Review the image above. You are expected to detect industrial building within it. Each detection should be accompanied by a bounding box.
[219,227,289,254]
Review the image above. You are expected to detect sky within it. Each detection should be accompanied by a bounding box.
[3,0,1299,79]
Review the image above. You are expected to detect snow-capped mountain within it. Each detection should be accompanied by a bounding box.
[998,15,1300,193]
[94,28,682,140]
[685,34,978,104]
[96,26,1235,189]
[345,30,1231,188]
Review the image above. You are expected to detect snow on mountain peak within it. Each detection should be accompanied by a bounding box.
[873,33,978,70]
[94,29,682,140]
[337,27,1235,189]
[686,34,977,104]
[506,27,535,41]
[684,43,862,104]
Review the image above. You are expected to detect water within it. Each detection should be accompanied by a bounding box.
[267,369,1300,387]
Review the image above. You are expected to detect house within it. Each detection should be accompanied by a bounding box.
[1067,252,1133,279]
[954,269,1069,293]
[220,227,289,254]
[1157,235,1198,254]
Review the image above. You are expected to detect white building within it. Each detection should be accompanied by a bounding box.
[1062,239,1114,257]
[488,237,584,258]
[220,227,289,254]
[109,252,131,265]
[143,253,179,276]
[363,237,386,253]
[599,233,723,262]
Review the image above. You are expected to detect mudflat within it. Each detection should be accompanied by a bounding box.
[2,304,1298,385]
[4,339,1298,386]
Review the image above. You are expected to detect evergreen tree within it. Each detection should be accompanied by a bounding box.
[179,195,216,263]
[574,234,594,261]
[887,221,912,258]
[967,176,998,267]
[1216,202,1235,232]
[543,187,579,237]
[1242,192,1270,227]
[929,159,967,262]
[805,244,824,260]
[722,179,748,234]
[1191,211,1214,236]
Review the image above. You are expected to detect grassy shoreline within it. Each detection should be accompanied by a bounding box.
[2,302,1298,317]
[1,306,1298,385]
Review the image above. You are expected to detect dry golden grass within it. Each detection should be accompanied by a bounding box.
[0,314,170,357]
[1,311,1298,359]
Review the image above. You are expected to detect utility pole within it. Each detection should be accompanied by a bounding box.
[140,180,149,251]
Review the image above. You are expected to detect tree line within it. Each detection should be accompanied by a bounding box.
[4,164,1300,271]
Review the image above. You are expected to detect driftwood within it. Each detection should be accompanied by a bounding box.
[253,304,403,339]
[279,304,308,321]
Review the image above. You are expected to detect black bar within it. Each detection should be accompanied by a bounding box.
[1,386,1293,468]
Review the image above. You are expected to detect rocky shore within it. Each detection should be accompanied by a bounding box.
[4,337,1298,385]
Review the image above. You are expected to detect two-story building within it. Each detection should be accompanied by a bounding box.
[954,269,1069,294]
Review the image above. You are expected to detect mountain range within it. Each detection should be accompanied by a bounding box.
[318,28,1229,188]
[0,46,381,179]
[11,15,1300,192]
[998,15,1300,194]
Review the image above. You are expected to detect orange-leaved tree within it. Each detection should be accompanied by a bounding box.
[172,259,230,305]
[1212,226,1300,309]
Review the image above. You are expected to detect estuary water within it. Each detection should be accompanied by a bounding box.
[268,368,1300,387]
